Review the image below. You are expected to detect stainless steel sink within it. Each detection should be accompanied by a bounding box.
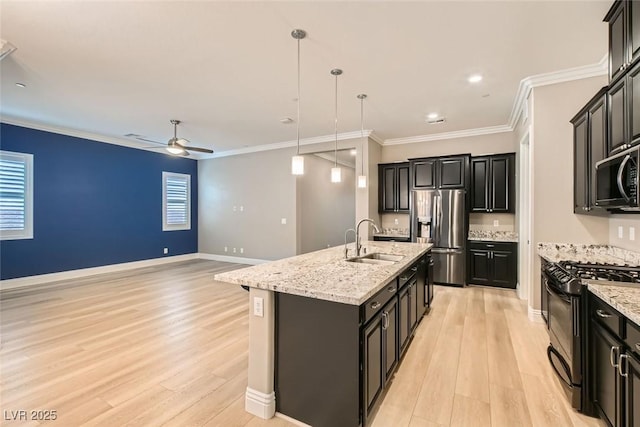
[346,252,404,265]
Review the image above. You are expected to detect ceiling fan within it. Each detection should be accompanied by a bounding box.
[163,119,213,156]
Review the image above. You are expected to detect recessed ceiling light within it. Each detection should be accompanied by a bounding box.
[280,117,294,124]
[427,113,439,120]
[15,82,26,88]
[468,74,483,83]
[350,149,357,156]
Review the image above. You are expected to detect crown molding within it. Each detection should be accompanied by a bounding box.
[507,53,608,129]
[382,124,513,146]
[198,129,376,159]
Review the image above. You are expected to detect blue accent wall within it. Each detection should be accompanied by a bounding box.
[0,123,198,279]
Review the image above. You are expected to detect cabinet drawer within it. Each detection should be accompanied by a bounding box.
[626,319,640,357]
[468,241,515,252]
[363,281,398,324]
[398,263,418,288]
[590,295,623,337]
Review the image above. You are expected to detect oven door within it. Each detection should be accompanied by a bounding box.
[545,280,582,409]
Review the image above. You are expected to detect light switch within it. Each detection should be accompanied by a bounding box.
[240,248,244,254]
[619,226,624,239]
[630,227,636,241]
[281,218,287,225]
[253,297,264,317]
[224,246,228,252]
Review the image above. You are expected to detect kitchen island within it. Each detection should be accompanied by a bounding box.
[214,241,433,427]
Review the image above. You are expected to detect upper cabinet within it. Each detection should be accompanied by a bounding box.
[470,153,515,213]
[378,162,410,213]
[410,155,469,190]
[606,0,640,83]
[571,88,609,215]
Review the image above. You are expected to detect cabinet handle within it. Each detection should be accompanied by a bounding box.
[486,244,495,248]
[635,343,640,353]
[382,312,388,330]
[619,354,629,378]
[411,267,418,272]
[387,286,396,293]
[597,309,612,319]
[371,301,381,310]
[400,276,408,281]
[611,346,620,368]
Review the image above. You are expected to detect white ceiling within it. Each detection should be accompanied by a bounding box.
[0,1,610,157]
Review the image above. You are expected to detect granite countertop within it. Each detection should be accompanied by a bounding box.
[468,230,518,242]
[213,241,433,305]
[537,243,640,266]
[587,282,640,326]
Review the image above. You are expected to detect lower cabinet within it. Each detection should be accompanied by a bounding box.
[467,241,517,288]
[589,292,640,427]
[362,297,398,417]
[398,276,418,356]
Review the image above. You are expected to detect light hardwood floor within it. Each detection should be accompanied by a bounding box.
[1,260,603,427]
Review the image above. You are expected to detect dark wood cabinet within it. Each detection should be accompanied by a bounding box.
[409,155,469,190]
[470,153,515,213]
[571,88,609,215]
[610,77,628,155]
[362,296,398,420]
[467,241,517,288]
[587,293,640,427]
[378,162,410,213]
[592,320,623,427]
[606,0,640,83]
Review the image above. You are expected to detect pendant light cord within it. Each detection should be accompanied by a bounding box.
[296,38,301,156]
[334,73,338,167]
[360,97,364,175]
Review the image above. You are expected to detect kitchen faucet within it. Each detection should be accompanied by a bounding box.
[355,218,381,257]
[344,228,356,259]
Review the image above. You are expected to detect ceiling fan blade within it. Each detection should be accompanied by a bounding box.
[182,146,214,154]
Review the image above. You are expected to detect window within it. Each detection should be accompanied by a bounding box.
[0,151,33,240]
[162,171,191,231]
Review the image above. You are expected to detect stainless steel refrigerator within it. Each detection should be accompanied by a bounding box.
[410,189,466,286]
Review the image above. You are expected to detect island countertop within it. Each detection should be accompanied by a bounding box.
[214,241,433,305]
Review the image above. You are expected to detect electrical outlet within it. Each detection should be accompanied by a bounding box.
[240,205,244,212]
[224,246,228,252]
[233,206,237,212]
[493,220,499,227]
[630,227,636,241]
[394,218,399,225]
[619,226,624,239]
[253,297,264,317]
[233,248,237,253]
[281,218,287,225]
[240,248,244,254]
[163,247,168,255]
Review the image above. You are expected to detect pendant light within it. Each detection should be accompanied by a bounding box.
[291,29,306,175]
[331,68,342,183]
[357,94,368,188]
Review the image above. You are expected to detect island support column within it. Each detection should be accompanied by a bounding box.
[245,287,276,418]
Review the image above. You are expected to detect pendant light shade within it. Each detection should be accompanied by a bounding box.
[291,29,306,175]
[357,93,368,188]
[331,68,342,183]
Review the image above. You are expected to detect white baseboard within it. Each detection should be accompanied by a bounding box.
[198,252,268,265]
[245,387,275,419]
[528,306,544,323]
[0,253,198,291]
[275,412,312,427]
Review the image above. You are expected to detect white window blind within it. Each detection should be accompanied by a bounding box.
[162,172,191,231]
[0,150,33,240]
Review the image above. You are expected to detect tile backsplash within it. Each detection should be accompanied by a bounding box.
[469,213,516,232]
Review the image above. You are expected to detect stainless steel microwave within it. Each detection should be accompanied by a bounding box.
[595,145,639,210]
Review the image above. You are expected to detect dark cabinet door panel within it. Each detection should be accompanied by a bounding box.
[363,315,384,413]
[629,62,640,146]
[491,156,511,212]
[469,250,491,285]
[439,157,465,189]
[409,281,418,333]
[398,286,410,355]
[592,322,621,427]
[632,0,640,64]
[471,158,489,211]
[412,160,436,189]
[491,251,516,289]
[383,299,398,382]
[381,166,397,212]
[589,98,607,207]
[574,114,589,213]
[609,78,628,155]
[625,352,640,427]
[610,2,627,82]
[397,164,410,212]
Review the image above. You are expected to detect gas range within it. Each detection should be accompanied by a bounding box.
[543,261,640,296]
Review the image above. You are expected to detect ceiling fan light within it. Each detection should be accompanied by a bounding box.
[331,167,342,183]
[166,146,185,155]
[291,155,304,175]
